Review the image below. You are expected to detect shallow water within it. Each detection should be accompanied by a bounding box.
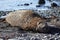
[0,0,60,18]
[0,0,60,11]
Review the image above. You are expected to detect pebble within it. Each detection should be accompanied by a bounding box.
[36,5,41,7]
[38,0,45,4]
[30,3,32,4]
[17,4,20,6]
[24,3,29,6]
[51,3,58,7]
[0,38,3,40]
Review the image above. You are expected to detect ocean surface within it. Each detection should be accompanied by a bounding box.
[0,0,60,11]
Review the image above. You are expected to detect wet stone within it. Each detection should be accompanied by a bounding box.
[0,11,11,17]
[24,3,29,6]
[34,38,40,40]
[17,4,20,6]
[36,5,41,7]
[30,3,32,4]
[38,0,45,4]
[51,3,58,7]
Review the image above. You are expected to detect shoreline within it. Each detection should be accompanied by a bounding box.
[0,7,60,19]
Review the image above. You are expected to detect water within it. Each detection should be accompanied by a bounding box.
[0,0,60,11]
[0,0,38,11]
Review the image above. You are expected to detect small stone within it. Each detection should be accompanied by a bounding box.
[38,0,45,4]
[30,3,32,4]
[24,3,29,6]
[36,5,41,7]
[51,3,58,7]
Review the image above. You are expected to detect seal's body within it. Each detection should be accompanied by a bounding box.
[6,10,46,32]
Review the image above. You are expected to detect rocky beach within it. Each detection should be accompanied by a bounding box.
[0,0,60,40]
[0,7,60,40]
